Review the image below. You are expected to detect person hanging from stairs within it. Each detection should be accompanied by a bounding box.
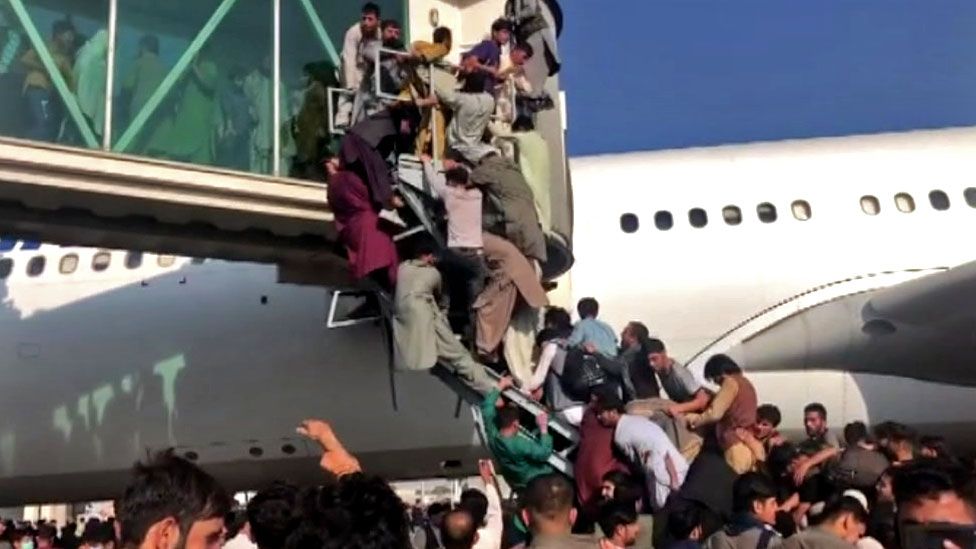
[392,239,495,395]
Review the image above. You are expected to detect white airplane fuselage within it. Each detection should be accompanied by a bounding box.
[2,127,976,504]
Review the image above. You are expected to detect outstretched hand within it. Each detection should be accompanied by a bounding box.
[297,419,361,478]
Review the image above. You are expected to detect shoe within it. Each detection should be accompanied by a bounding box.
[378,208,407,228]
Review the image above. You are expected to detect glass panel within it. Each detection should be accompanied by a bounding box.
[92,251,111,271]
[280,0,406,180]
[157,254,175,267]
[0,1,108,148]
[929,190,950,211]
[689,208,708,228]
[619,213,639,234]
[111,0,273,174]
[895,193,915,213]
[722,206,742,226]
[0,257,11,279]
[654,211,673,231]
[965,188,976,209]
[59,253,79,274]
[125,250,143,269]
[26,255,44,276]
[757,203,777,223]
[860,196,880,216]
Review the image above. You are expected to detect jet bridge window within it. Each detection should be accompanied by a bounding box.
[757,203,777,223]
[722,206,742,226]
[860,196,880,216]
[654,211,674,231]
[965,188,976,208]
[895,193,916,213]
[929,190,950,211]
[619,213,640,233]
[689,208,708,228]
[27,256,45,277]
[59,254,79,274]
[92,252,111,272]
[0,258,13,279]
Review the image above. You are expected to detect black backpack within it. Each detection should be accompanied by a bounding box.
[560,347,607,402]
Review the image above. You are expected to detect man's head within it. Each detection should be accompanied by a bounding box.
[442,148,469,171]
[576,297,599,320]
[894,461,976,527]
[844,421,871,448]
[440,510,477,549]
[11,530,31,549]
[433,27,453,50]
[410,239,438,266]
[521,474,577,536]
[444,167,472,189]
[52,19,76,50]
[458,489,488,527]
[360,3,381,34]
[600,471,640,506]
[920,435,950,460]
[755,404,781,441]
[36,525,56,549]
[814,495,868,544]
[666,500,706,542]
[139,34,159,56]
[702,354,741,385]
[459,70,489,94]
[597,502,639,547]
[246,482,298,549]
[490,19,512,45]
[116,452,231,549]
[511,116,535,133]
[494,404,521,434]
[645,338,669,372]
[732,473,779,526]
[593,391,625,428]
[885,423,918,462]
[543,307,572,336]
[427,502,450,527]
[509,43,534,66]
[381,19,401,44]
[621,321,649,350]
[803,402,828,438]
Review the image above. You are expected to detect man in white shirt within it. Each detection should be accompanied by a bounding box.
[336,3,381,127]
[458,460,504,549]
[595,392,689,510]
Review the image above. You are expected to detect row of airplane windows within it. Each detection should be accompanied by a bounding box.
[620,188,976,233]
[0,252,196,280]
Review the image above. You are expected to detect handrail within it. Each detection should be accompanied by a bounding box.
[684,267,948,373]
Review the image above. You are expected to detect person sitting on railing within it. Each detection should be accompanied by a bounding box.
[324,154,398,292]
[472,233,549,384]
[392,240,495,395]
[462,19,513,94]
[505,0,561,112]
[491,43,535,133]
[336,2,381,128]
[403,26,453,158]
[350,19,407,126]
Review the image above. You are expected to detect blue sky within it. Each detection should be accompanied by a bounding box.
[559,0,976,156]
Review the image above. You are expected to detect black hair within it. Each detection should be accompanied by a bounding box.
[224,510,248,540]
[920,435,952,459]
[593,391,625,415]
[645,338,666,354]
[460,70,489,94]
[458,489,488,526]
[625,321,650,341]
[523,474,574,520]
[577,297,599,319]
[139,34,160,55]
[597,502,637,542]
[362,3,381,17]
[284,473,410,549]
[888,422,917,444]
[36,525,56,541]
[444,148,468,165]
[892,460,974,509]
[247,482,299,549]
[667,499,706,541]
[444,167,470,187]
[433,27,452,45]
[117,451,231,547]
[732,472,777,515]
[381,19,400,31]
[511,116,535,132]
[494,404,520,430]
[843,421,870,446]
[490,18,513,34]
[804,402,827,419]
[766,443,801,481]
[513,41,534,59]
[815,495,868,526]
[757,404,782,427]
[440,509,477,549]
[703,354,742,380]
[543,307,573,338]
[602,471,641,506]
[410,237,439,260]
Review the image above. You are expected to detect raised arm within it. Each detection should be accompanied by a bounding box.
[526,341,559,392]
[687,377,739,429]
[421,156,448,199]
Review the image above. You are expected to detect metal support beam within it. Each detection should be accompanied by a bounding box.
[7,0,98,148]
[113,0,239,153]
[272,0,282,176]
[102,0,119,150]
[297,0,340,67]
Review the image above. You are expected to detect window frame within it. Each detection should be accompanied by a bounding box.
[654,210,674,231]
[757,202,778,224]
[59,254,80,275]
[92,251,112,272]
[688,208,708,229]
[27,255,46,277]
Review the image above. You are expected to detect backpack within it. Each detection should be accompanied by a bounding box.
[560,347,607,402]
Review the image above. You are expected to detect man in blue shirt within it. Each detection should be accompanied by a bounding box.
[568,297,618,357]
[462,18,512,93]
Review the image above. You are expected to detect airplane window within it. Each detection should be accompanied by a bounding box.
[0,257,11,279]
[59,254,79,274]
[191,258,206,265]
[965,188,976,208]
[860,195,880,216]
[125,251,143,269]
[895,193,916,213]
[929,190,950,211]
[654,211,673,231]
[722,206,742,226]
[92,252,111,272]
[27,256,45,277]
[619,213,640,234]
[158,255,176,268]
[689,208,708,228]
[792,200,812,221]
[757,203,777,223]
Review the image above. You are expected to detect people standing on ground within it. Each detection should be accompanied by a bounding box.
[703,472,782,549]
[521,474,599,548]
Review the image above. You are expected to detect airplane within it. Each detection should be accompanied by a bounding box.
[2,126,976,505]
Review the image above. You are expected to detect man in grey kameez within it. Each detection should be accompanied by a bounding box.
[393,244,495,395]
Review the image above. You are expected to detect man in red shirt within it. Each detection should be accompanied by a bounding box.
[574,385,627,530]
